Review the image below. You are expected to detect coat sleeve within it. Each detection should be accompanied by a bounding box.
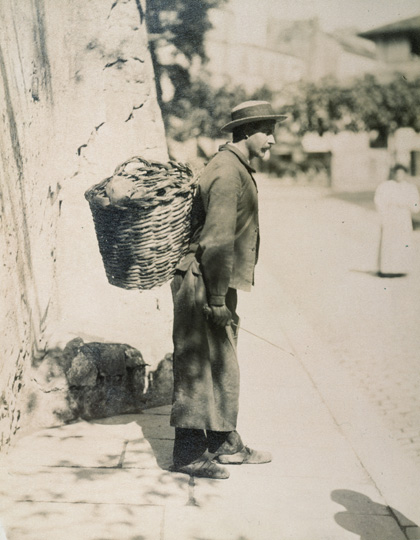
[198,166,241,305]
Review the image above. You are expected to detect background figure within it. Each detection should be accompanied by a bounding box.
[374,164,420,277]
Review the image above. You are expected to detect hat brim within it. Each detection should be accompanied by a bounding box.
[221,114,288,132]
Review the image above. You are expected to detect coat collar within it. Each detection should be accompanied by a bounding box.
[218,143,256,173]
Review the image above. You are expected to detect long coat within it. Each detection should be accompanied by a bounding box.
[170,144,259,431]
[374,180,419,274]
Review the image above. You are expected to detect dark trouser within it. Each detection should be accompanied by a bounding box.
[173,428,244,467]
[171,259,240,431]
[171,258,243,467]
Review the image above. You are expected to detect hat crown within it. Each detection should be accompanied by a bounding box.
[230,101,276,123]
[221,100,287,132]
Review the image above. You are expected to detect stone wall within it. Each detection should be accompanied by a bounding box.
[0,0,171,446]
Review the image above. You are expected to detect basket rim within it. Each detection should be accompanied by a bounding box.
[84,157,197,210]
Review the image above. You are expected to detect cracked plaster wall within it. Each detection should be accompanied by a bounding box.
[0,0,170,447]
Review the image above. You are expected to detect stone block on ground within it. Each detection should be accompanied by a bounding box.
[23,338,148,429]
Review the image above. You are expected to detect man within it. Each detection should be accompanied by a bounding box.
[170,101,287,479]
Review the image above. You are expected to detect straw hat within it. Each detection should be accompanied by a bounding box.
[221,100,287,132]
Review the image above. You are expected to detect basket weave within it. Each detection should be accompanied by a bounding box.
[85,156,197,290]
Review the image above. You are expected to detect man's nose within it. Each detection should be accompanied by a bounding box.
[267,134,275,145]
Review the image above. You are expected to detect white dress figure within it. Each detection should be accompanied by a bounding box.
[374,165,420,276]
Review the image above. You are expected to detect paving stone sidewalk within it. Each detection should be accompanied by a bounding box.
[1,246,420,539]
[1,311,420,539]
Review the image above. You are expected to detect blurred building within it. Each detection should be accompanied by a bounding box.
[266,18,377,83]
[205,8,420,89]
[357,16,420,184]
[205,6,305,93]
[205,9,379,92]
[203,7,420,191]
[358,15,420,82]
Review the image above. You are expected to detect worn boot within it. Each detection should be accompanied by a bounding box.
[209,430,244,455]
[171,428,230,479]
[215,445,272,465]
[212,431,272,465]
[171,457,230,479]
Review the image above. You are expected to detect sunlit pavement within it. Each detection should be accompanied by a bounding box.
[1,177,420,539]
[256,175,420,467]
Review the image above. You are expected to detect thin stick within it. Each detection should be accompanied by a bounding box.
[236,324,295,357]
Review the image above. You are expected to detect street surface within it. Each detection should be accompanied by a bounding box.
[2,174,420,540]
[257,175,420,465]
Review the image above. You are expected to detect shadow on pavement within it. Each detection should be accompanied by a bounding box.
[349,269,380,277]
[93,412,224,507]
[0,413,191,539]
[134,411,174,471]
[332,489,418,539]
[92,410,175,470]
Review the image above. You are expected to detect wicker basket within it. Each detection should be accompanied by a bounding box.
[85,156,197,290]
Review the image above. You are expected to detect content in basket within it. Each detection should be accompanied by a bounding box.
[85,156,197,290]
[101,160,194,207]
[105,176,137,206]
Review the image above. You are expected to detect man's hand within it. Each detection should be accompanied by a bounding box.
[203,304,232,327]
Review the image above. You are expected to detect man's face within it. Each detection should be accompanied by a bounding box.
[246,122,276,159]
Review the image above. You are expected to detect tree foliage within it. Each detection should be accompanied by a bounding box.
[165,79,274,141]
[146,1,274,140]
[284,75,420,137]
[146,4,420,143]
[146,0,228,112]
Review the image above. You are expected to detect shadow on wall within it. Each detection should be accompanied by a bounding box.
[332,489,418,539]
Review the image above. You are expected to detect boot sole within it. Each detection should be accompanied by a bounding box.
[170,464,230,479]
[215,456,272,465]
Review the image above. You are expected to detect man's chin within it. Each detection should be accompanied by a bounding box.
[252,148,271,160]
